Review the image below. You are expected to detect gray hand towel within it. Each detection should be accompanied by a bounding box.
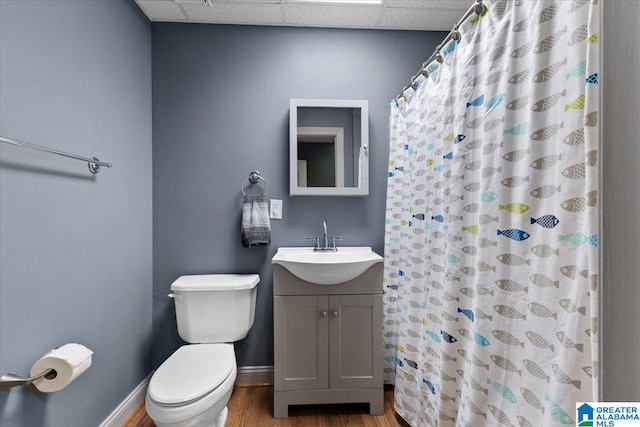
[242,195,271,248]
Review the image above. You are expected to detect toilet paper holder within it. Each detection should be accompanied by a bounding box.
[0,368,56,392]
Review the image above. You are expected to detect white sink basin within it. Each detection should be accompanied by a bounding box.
[272,247,383,285]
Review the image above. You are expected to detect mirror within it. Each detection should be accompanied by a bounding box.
[290,99,369,196]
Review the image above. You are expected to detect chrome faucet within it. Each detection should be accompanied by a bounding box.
[322,221,329,250]
[308,221,342,251]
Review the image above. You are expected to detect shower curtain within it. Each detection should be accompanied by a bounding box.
[383,1,599,426]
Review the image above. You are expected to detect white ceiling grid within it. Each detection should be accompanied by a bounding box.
[135,0,471,31]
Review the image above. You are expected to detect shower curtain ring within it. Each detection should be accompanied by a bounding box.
[452,28,461,41]
[474,0,484,15]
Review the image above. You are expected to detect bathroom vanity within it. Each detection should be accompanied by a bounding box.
[272,247,383,418]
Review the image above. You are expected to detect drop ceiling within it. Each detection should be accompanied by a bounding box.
[134,0,471,31]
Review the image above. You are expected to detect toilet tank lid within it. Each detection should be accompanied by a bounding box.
[171,274,260,291]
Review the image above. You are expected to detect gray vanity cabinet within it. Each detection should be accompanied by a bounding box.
[273,264,383,418]
[274,295,329,392]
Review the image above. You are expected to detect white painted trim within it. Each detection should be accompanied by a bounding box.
[235,365,274,385]
[99,373,152,427]
[297,159,308,187]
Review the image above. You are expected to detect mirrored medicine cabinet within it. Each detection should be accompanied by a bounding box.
[289,99,369,197]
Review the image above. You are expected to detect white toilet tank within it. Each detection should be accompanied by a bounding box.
[170,274,260,343]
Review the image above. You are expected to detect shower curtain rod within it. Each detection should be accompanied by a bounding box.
[0,136,112,174]
[393,0,485,103]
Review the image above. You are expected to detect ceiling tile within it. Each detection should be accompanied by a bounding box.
[134,0,475,30]
[383,0,469,10]
[378,7,461,31]
[182,2,284,24]
[137,0,188,21]
[283,4,380,29]
[221,0,282,3]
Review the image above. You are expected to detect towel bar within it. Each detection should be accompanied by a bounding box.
[0,136,112,174]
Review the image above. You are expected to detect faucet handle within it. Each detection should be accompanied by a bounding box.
[307,236,320,249]
[331,236,344,249]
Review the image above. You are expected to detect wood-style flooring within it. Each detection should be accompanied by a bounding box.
[125,385,410,427]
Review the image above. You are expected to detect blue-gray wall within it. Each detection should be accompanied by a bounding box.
[0,0,637,420]
[601,0,640,401]
[152,23,445,367]
[0,1,152,425]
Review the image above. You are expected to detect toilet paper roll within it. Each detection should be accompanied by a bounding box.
[29,343,93,393]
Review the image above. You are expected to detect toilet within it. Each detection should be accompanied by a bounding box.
[145,274,260,427]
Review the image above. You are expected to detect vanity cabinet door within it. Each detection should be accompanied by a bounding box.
[274,295,329,392]
[329,294,383,390]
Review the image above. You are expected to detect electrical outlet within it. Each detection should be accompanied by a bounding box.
[270,199,283,219]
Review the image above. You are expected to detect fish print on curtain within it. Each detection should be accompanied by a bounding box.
[383,0,599,426]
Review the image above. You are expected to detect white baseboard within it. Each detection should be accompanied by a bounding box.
[99,366,273,426]
[99,373,152,427]
[235,365,273,385]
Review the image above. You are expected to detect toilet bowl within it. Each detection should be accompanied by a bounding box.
[146,344,237,427]
[145,274,260,427]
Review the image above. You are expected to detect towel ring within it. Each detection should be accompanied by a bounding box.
[241,171,267,196]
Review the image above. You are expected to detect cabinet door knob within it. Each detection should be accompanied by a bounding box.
[331,311,339,318]
[319,311,327,318]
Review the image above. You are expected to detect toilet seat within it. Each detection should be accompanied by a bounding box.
[149,344,235,406]
[146,344,237,425]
